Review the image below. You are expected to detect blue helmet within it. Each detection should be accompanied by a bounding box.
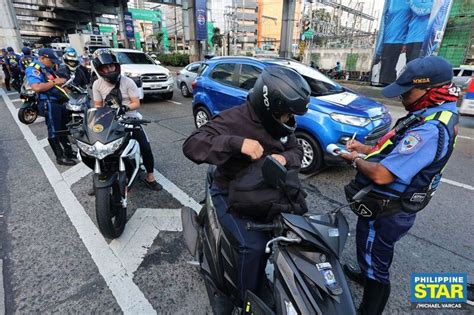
[22,47,31,55]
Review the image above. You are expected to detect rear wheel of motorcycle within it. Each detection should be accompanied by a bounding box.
[95,183,126,239]
[18,106,38,125]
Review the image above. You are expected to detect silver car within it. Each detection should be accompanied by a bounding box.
[176,62,202,97]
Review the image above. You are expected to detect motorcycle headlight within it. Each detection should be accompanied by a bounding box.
[330,113,370,126]
[66,102,83,112]
[76,138,124,159]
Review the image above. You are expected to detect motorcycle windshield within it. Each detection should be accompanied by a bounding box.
[68,92,88,106]
[84,107,124,144]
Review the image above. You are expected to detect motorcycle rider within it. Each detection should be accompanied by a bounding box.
[340,56,459,315]
[183,66,311,303]
[25,48,77,166]
[91,49,162,191]
[57,47,90,89]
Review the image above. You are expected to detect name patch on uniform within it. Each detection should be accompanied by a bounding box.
[413,78,430,84]
[399,133,422,154]
[32,69,41,77]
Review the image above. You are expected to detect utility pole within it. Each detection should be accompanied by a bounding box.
[174,5,178,52]
[280,0,297,58]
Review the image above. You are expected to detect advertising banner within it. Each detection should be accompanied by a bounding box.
[195,0,207,41]
[124,12,135,40]
[371,0,454,85]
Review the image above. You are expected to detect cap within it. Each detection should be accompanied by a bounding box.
[38,48,61,64]
[382,56,453,98]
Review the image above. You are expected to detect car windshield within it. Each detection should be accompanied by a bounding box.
[116,52,154,65]
[270,60,344,96]
[89,46,109,54]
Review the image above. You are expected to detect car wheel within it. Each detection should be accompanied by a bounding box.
[295,131,323,174]
[162,92,173,100]
[193,106,211,128]
[180,83,191,97]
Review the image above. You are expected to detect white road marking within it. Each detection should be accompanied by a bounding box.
[109,208,182,274]
[1,89,156,314]
[38,138,49,148]
[32,117,45,125]
[0,260,4,315]
[154,170,201,212]
[458,135,474,140]
[467,300,474,306]
[6,91,17,95]
[10,98,21,102]
[62,162,92,187]
[441,178,474,191]
[166,100,182,105]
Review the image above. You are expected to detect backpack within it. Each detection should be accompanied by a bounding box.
[228,158,308,222]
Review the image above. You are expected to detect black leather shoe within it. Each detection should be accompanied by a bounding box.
[343,264,366,286]
[56,157,77,166]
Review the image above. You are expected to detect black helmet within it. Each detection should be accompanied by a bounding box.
[248,65,310,139]
[92,49,121,84]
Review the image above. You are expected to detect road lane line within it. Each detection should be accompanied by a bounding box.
[154,170,201,212]
[6,92,17,95]
[440,178,474,191]
[0,260,4,315]
[166,100,182,105]
[38,138,49,148]
[458,135,474,140]
[10,98,20,102]
[109,208,182,274]
[1,90,156,314]
[32,117,46,125]
[62,162,92,187]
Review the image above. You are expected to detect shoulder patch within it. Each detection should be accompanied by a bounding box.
[399,132,423,154]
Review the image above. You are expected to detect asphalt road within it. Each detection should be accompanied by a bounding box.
[0,78,472,314]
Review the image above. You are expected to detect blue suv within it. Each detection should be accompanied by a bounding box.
[192,57,392,173]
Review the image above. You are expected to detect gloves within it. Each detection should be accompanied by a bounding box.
[118,105,129,116]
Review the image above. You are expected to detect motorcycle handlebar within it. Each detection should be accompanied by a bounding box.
[246,222,279,231]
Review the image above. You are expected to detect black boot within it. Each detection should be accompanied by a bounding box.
[48,138,76,166]
[343,264,366,286]
[58,136,77,159]
[358,278,391,315]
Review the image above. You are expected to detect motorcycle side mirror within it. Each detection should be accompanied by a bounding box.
[262,156,287,189]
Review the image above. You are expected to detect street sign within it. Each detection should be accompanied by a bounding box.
[128,8,162,22]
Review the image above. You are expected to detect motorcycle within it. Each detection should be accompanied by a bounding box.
[67,106,150,239]
[181,156,356,315]
[17,75,90,125]
[18,79,39,125]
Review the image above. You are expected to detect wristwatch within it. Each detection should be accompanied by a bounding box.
[352,157,362,169]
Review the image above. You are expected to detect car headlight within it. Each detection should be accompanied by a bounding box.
[124,72,141,78]
[330,113,370,126]
[77,138,124,159]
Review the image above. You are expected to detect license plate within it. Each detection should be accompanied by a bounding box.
[150,84,161,89]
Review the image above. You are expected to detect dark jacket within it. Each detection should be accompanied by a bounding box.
[183,102,303,189]
[57,65,90,89]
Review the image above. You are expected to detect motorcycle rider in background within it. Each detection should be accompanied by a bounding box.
[57,47,91,89]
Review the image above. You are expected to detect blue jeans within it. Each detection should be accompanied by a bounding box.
[210,184,270,301]
[38,100,68,139]
[356,211,416,284]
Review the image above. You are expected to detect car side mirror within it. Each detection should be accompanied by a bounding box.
[154,60,161,65]
[262,156,287,189]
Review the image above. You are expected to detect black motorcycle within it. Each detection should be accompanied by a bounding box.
[181,156,356,315]
[68,106,149,239]
[18,80,38,125]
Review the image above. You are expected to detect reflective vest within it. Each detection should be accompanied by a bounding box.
[354,109,458,213]
[29,62,69,103]
[20,56,32,69]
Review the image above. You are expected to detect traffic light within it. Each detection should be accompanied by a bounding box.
[304,20,311,33]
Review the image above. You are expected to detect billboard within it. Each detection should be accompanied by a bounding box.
[371,0,454,85]
[195,0,207,41]
[124,12,135,40]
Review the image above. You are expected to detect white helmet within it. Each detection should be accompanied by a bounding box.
[63,47,80,71]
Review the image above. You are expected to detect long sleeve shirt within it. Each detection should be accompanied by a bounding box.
[183,102,303,189]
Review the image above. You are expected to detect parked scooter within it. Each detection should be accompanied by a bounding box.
[67,106,150,239]
[18,79,39,125]
[17,75,89,125]
[181,156,356,314]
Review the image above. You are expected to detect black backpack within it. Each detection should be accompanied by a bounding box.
[228,158,308,222]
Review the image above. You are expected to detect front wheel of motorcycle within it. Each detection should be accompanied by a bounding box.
[95,183,126,239]
[18,106,38,125]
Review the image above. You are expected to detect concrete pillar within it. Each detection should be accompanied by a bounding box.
[0,0,22,50]
[117,0,130,49]
[279,0,296,59]
[183,0,200,62]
